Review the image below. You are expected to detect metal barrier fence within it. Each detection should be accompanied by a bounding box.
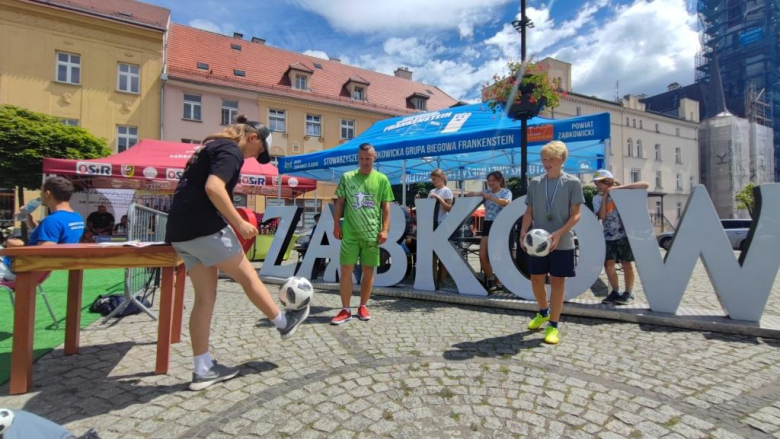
[102,203,168,322]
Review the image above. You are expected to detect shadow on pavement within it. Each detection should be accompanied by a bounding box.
[443,331,543,360]
[10,341,277,428]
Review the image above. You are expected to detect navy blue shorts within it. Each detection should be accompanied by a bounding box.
[528,249,576,278]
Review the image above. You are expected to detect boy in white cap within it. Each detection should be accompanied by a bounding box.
[591,169,648,305]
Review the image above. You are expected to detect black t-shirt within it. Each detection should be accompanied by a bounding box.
[87,211,114,230]
[166,139,244,242]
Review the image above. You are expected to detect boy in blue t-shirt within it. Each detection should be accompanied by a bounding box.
[0,177,85,281]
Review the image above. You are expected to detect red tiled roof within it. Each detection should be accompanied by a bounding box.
[27,0,169,30]
[347,75,371,85]
[167,24,458,116]
[288,62,314,74]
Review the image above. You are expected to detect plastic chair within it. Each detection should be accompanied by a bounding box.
[2,271,58,329]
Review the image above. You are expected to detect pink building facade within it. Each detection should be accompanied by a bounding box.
[162,81,260,144]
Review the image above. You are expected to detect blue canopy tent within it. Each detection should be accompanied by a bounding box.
[278,103,610,201]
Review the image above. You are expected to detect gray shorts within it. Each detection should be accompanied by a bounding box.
[172,226,243,270]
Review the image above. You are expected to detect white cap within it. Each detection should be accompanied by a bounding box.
[591,169,614,181]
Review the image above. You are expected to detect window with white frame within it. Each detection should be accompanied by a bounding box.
[677,202,683,218]
[412,97,427,111]
[56,52,81,84]
[626,117,630,126]
[637,140,643,158]
[639,120,643,129]
[655,171,663,188]
[675,147,682,163]
[676,127,680,137]
[295,74,308,90]
[221,100,238,125]
[60,118,79,126]
[627,138,633,157]
[690,176,695,189]
[306,114,321,137]
[341,119,355,140]
[353,86,364,101]
[655,123,660,133]
[633,118,636,128]
[269,109,286,132]
[117,125,138,152]
[576,106,582,116]
[676,173,683,190]
[183,94,201,121]
[655,143,662,161]
[117,63,140,93]
[630,168,640,183]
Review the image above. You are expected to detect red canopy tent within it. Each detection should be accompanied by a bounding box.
[43,139,316,197]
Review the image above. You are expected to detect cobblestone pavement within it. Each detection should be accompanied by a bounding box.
[2,272,780,439]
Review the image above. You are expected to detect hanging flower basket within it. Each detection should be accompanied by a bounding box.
[483,60,565,121]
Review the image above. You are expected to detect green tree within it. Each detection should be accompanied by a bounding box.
[582,185,598,212]
[735,183,757,217]
[0,105,110,234]
[507,177,525,199]
[392,182,434,207]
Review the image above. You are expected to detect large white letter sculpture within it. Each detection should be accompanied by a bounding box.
[298,204,343,283]
[414,197,487,295]
[259,206,303,279]
[488,197,605,301]
[611,184,780,321]
[266,184,780,322]
[297,203,407,285]
[375,203,408,287]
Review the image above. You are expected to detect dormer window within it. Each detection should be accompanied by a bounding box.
[353,87,364,101]
[408,92,429,111]
[344,75,370,101]
[295,74,308,90]
[287,63,314,91]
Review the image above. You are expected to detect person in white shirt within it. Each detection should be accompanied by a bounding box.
[428,169,454,286]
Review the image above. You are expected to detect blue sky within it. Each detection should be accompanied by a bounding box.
[146,0,700,102]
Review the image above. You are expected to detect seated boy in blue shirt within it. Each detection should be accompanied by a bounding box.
[0,177,85,281]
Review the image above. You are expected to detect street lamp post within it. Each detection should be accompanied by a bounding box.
[512,0,534,196]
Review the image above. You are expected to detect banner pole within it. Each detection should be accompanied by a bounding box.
[402,160,407,207]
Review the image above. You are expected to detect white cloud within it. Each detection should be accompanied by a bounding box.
[188,19,236,36]
[550,0,700,98]
[484,0,607,59]
[303,50,330,60]
[383,37,445,65]
[290,0,512,37]
[325,0,698,103]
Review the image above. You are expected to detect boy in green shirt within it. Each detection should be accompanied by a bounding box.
[331,143,394,324]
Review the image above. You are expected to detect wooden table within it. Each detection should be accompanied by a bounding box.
[0,244,185,395]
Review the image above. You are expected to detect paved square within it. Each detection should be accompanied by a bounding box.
[2,266,780,439]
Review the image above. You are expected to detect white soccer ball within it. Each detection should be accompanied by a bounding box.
[525,229,552,257]
[0,408,14,435]
[279,276,314,310]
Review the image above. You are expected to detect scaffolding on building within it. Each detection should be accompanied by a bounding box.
[697,0,779,180]
[746,82,772,126]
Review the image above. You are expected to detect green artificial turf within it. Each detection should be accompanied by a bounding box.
[0,269,125,385]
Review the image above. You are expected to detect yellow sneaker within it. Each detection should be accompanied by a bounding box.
[544,326,560,344]
[527,313,550,330]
